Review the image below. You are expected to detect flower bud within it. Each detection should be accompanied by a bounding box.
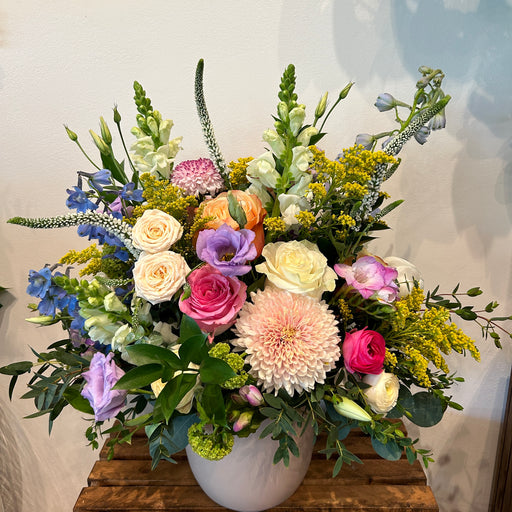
[89,130,111,155]
[231,393,246,406]
[147,116,159,137]
[99,116,112,144]
[333,396,372,422]
[414,125,430,145]
[374,93,397,112]
[25,315,58,326]
[315,92,328,119]
[64,125,78,142]
[339,81,354,100]
[354,133,375,150]
[277,101,288,121]
[418,66,433,75]
[289,106,306,136]
[239,385,264,407]
[113,106,122,124]
[233,411,254,432]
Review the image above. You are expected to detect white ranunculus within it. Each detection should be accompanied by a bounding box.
[363,371,400,414]
[383,256,424,298]
[255,240,337,298]
[133,251,190,305]
[246,151,280,189]
[132,209,183,254]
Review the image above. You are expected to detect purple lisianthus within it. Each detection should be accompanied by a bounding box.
[81,352,127,421]
[334,256,399,303]
[66,186,98,213]
[196,223,257,277]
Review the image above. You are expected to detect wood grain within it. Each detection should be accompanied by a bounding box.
[75,429,439,512]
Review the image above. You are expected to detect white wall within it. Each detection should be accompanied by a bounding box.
[0,1,511,511]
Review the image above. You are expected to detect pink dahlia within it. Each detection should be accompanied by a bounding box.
[232,288,341,396]
[171,158,224,197]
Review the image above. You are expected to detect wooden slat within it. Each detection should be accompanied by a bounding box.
[88,458,427,488]
[100,431,388,461]
[76,427,438,512]
[74,484,438,511]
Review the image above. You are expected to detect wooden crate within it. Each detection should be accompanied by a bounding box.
[74,429,439,511]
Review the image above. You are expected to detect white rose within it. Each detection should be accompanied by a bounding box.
[133,251,190,305]
[363,371,400,414]
[384,256,424,298]
[255,240,337,298]
[132,209,183,253]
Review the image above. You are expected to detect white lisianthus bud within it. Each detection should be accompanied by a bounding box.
[289,106,306,136]
[315,92,328,119]
[363,371,400,414]
[262,129,286,158]
[297,126,319,147]
[333,396,372,422]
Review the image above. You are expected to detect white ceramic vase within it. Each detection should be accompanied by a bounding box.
[186,421,315,512]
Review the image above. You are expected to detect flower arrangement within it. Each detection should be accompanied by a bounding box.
[2,61,510,476]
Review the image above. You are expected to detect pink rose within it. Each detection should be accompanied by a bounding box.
[179,264,247,335]
[343,328,386,375]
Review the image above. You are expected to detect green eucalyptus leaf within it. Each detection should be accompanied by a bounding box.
[0,361,33,376]
[371,437,402,461]
[408,391,444,427]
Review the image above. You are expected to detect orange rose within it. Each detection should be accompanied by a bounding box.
[201,190,267,255]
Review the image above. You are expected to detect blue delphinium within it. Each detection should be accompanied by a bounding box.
[66,186,98,213]
[89,169,112,192]
[120,182,143,202]
[27,267,53,299]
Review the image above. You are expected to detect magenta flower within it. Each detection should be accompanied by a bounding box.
[179,264,247,335]
[171,158,224,197]
[334,256,399,302]
[196,224,257,277]
[81,352,127,421]
[343,328,386,375]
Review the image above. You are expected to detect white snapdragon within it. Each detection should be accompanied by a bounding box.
[246,151,280,189]
[262,129,286,158]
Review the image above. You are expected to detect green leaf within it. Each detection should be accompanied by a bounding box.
[0,361,33,376]
[8,375,18,400]
[63,387,94,414]
[454,308,478,321]
[156,373,196,423]
[408,391,444,427]
[263,393,283,409]
[113,363,163,390]
[125,345,182,369]
[179,334,209,366]
[371,437,402,461]
[466,287,483,297]
[200,383,226,424]
[180,314,204,341]
[199,357,236,385]
[124,413,153,427]
[227,191,248,228]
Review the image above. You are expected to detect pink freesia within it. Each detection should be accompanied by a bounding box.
[179,264,247,335]
[342,328,386,375]
[334,256,399,302]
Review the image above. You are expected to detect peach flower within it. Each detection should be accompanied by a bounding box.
[200,190,266,255]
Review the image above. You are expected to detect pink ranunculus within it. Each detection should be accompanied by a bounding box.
[334,255,399,302]
[179,264,247,335]
[342,328,386,375]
